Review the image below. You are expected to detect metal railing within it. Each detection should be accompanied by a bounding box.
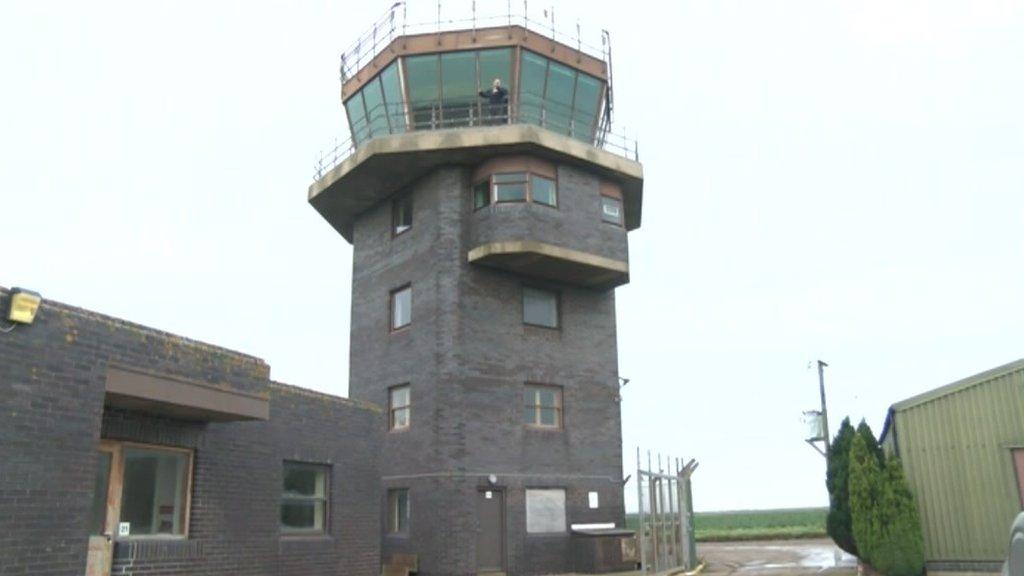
[339,1,611,84]
[313,97,638,181]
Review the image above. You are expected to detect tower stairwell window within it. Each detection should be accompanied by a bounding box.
[390,285,412,331]
[393,194,413,236]
[389,385,411,430]
[522,287,559,329]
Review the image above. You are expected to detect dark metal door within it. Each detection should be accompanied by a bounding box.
[476,489,505,573]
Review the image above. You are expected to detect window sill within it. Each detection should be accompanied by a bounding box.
[523,322,560,331]
[280,533,333,542]
[525,425,563,432]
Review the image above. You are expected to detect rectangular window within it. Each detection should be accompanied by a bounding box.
[473,180,491,210]
[523,384,562,428]
[388,489,410,534]
[523,287,559,328]
[120,447,191,536]
[493,172,528,202]
[525,489,566,534]
[390,285,412,331]
[392,194,413,236]
[530,174,557,207]
[281,463,329,534]
[601,196,623,226]
[389,385,411,430]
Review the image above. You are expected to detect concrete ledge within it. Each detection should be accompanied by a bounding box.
[309,125,643,243]
[468,240,629,289]
[105,367,270,422]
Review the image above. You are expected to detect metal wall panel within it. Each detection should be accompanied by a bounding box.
[894,368,1024,561]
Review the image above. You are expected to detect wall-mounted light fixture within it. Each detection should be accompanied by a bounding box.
[6,288,42,325]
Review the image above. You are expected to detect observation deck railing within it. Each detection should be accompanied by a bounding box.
[313,97,638,181]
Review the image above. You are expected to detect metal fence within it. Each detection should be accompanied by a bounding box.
[635,449,698,573]
[313,97,638,181]
[339,1,611,83]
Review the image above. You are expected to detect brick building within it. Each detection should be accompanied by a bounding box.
[0,287,382,576]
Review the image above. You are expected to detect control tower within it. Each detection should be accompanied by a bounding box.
[309,5,643,575]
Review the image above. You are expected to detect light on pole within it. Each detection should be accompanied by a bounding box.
[802,360,831,458]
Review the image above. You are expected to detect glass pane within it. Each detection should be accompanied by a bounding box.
[392,407,410,429]
[393,196,412,234]
[523,388,537,406]
[601,196,623,225]
[493,172,527,184]
[362,78,389,139]
[526,489,566,533]
[441,51,477,127]
[283,466,324,498]
[392,287,412,329]
[90,452,112,535]
[523,405,537,424]
[380,62,406,133]
[478,49,512,93]
[281,501,324,531]
[406,55,440,128]
[538,389,556,407]
[544,61,576,135]
[523,287,558,328]
[518,51,548,125]
[120,449,188,536]
[494,183,526,202]
[345,92,369,146]
[390,386,410,408]
[530,175,556,206]
[473,181,490,209]
[539,407,558,426]
[572,73,603,142]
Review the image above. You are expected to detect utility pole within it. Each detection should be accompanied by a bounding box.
[803,359,831,458]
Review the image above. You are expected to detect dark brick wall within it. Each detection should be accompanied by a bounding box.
[0,288,381,576]
[349,160,628,576]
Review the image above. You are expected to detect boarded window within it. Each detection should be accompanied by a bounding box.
[523,287,558,328]
[526,489,566,533]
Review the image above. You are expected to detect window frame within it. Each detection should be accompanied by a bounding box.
[387,488,410,535]
[474,171,558,210]
[389,284,412,332]
[522,285,560,330]
[392,193,413,237]
[100,440,194,541]
[388,384,411,431]
[280,461,331,537]
[523,383,563,430]
[600,195,624,227]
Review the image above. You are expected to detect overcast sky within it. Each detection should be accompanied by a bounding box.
[2,0,1023,512]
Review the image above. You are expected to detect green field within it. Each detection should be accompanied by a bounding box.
[626,507,828,542]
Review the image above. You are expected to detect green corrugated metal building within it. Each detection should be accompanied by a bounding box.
[880,359,1024,573]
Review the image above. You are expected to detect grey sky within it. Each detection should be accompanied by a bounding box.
[2,1,1022,512]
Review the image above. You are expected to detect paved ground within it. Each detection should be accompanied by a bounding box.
[699,538,858,575]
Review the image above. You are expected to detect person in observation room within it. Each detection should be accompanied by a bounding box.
[478,77,509,125]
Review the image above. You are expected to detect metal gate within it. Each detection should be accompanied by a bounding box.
[635,449,698,573]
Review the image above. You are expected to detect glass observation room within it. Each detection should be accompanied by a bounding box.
[343,47,607,147]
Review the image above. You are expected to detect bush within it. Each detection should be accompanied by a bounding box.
[826,418,858,555]
[848,426,925,576]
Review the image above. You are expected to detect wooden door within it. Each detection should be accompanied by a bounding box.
[476,489,505,573]
[86,442,122,576]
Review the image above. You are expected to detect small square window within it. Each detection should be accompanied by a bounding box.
[390,285,411,331]
[601,196,623,225]
[530,175,557,207]
[393,194,413,236]
[523,287,558,329]
[473,180,491,210]
[494,172,528,202]
[389,385,410,431]
[525,489,566,534]
[281,463,329,534]
[388,489,410,534]
[524,384,562,428]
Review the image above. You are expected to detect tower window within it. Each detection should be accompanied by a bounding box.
[388,489,410,534]
[473,180,491,210]
[493,172,528,202]
[601,196,623,226]
[530,174,557,207]
[392,194,413,236]
[523,287,559,329]
[523,384,562,429]
[389,385,411,431]
[390,285,412,331]
[281,463,329,535]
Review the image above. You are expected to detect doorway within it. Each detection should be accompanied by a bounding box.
[86,442,120,576]
[476,488,506,574]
